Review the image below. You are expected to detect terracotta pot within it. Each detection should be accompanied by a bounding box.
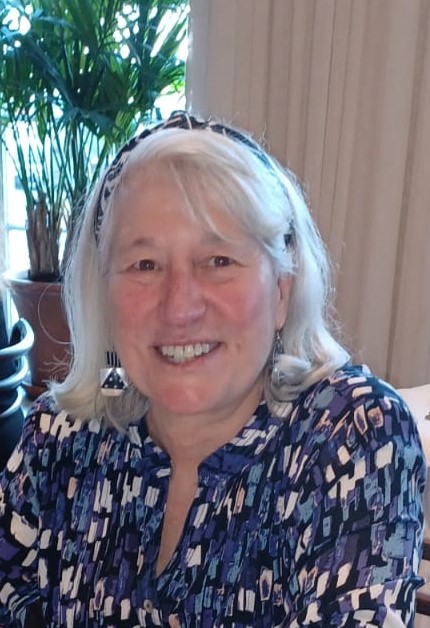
[4,270,71,398]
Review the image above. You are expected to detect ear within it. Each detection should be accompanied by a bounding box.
[275,275,292,329]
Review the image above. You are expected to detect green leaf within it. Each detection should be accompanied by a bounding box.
[0,0,188,278]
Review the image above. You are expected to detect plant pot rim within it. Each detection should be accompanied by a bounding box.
[3,269,61,285]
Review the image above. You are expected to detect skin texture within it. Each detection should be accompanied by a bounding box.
[106,166,291,460]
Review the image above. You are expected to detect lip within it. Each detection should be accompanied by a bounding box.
[154,339,218,347]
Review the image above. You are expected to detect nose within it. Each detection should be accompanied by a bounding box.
[160,267,206,326]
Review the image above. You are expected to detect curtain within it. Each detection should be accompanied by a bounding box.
[187,0,430,388]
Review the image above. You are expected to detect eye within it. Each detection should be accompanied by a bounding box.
[207,256,235,268]
[132,259,157,271]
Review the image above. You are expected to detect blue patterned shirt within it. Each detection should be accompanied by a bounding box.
[0,365,426,626]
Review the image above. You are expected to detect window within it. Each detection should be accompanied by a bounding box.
[1,0,189,279]
[2,90,187,277]
[3,129,30,274]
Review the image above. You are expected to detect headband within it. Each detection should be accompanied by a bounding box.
[93,110,276,242]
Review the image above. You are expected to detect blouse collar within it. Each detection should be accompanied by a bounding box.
[134,400,284,481]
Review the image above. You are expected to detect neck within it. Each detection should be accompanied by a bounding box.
[146,385,263,467]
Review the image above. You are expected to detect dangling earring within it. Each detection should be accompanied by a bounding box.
[100,351,129,397]
[271,330,285,387]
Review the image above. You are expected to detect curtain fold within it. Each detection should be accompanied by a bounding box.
[187,0,430,388]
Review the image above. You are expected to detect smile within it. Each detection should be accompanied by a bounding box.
[158,342,218,363]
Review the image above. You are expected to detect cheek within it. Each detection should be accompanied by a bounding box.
[107,279,145,333]
[227,278,278,332]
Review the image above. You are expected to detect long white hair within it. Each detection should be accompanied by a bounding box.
[51,120,349,426]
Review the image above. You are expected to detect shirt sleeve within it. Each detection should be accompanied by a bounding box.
[285,376,426,627]
[0,400,48,627]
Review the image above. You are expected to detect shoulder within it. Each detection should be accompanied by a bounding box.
[289,363,424,472]
[299,363,411,431]
[280,363,426,536]
[5,393,106,476]
[28,393,101,443]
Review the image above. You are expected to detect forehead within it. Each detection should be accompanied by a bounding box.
[111,163,250,243]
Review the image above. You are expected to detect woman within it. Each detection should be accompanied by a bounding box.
[0,111,425,627]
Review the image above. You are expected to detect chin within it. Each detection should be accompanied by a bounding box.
[162,399,212,417]
[154,388,217,417]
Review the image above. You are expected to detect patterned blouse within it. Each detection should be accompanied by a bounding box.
[0,364,426,627]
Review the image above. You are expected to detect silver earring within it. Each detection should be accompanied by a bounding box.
[100,351,129,396]
[271,330,285,387]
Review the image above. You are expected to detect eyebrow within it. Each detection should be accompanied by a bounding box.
[124,230,234,250]
[126,236,157,249]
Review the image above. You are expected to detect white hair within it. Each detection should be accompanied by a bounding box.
[51,126,349,426]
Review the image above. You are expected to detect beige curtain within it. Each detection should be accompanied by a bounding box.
[187,0,430,388]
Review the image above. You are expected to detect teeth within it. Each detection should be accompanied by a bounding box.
[160,343,213,363]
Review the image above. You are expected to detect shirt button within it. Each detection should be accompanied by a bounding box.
[143,599,154,613]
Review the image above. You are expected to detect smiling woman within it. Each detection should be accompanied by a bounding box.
[0,111,425,627]
[105,163,290,432]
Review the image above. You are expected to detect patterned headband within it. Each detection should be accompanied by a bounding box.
[93,110,276,242]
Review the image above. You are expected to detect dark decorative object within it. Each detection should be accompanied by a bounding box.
[100,351,128,396]
[5,270,69,396]
[0,297,34,469]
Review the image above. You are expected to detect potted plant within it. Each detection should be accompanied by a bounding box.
[0,0,188,394]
